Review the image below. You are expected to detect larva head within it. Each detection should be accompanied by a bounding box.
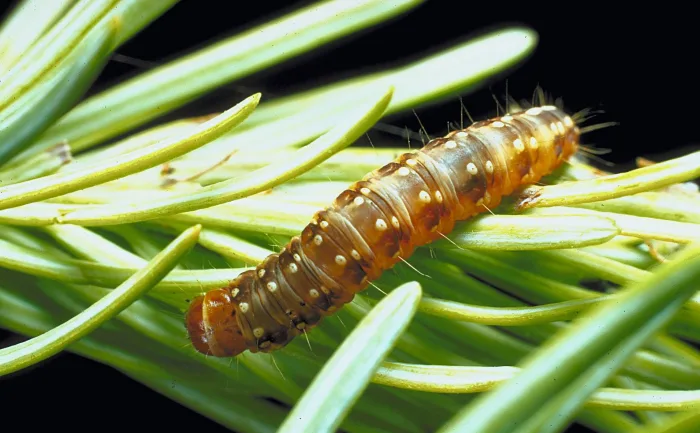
[185,288,247,357]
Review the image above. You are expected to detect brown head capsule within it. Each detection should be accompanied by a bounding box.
[185,105,581,357]
[186,288,247,357]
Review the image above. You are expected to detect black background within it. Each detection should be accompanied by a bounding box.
[1,1,697,432]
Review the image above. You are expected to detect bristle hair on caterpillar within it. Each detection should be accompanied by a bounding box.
[185,104,580,357]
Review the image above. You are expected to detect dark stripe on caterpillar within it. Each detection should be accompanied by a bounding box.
[185,105,580,357]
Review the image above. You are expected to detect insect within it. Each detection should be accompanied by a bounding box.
[185,104,580,357]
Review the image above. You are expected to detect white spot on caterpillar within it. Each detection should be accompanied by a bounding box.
[293,253,301,262]
[445,140,457,149]
[529,137,538,149]
[353,196,365,206]
[397,167,410,176]
[485,160,494,174]
[434,190,443,203]
[467,162,478,175]
[542,105,557,111]
[360,187,371,195]
[239,302,249,313]
[419,190,431,203]
[526,107,542,115]
[267,281,278,292]
[309,289,320,298]
[335,255,347,266]
[289,263,298,273]
[391,216,400,228]
[455,131,468,139]
[231,288,240,298]
[556,121,565,134]
[501,115,513,122]
[320,220,329,229]
[257,269,265,278]
[375,218,388,231]
[253,327,265,338]
[313,234,323,246]
[513,138,525,152]
[564,116,574,127]
[550,122,558,133]
[406,158,418,166]
[484,191,491,205]
[493,121,505,128]
[351,250,361,260]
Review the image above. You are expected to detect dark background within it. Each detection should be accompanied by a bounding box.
[1,1,697,432]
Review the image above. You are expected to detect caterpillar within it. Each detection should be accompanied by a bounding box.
[185,104,580,357]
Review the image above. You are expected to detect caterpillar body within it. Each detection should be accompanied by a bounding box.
[186,105,580,357]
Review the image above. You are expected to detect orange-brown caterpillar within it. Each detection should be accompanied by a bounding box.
[186,105,580,357]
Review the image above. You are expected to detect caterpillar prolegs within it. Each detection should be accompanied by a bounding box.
[185,105,580,357]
